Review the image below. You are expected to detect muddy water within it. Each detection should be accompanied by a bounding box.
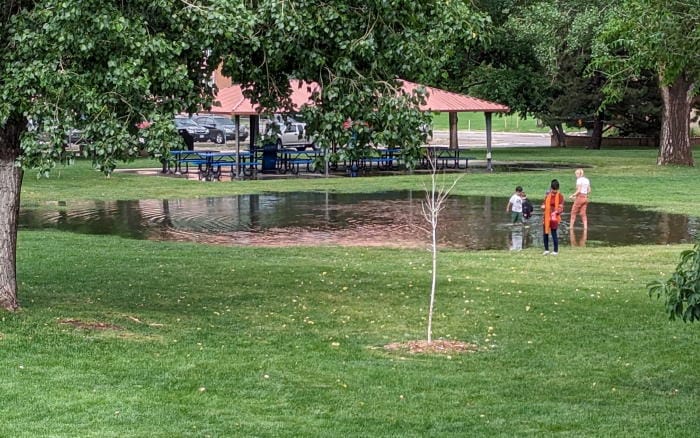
[19,191,699,250]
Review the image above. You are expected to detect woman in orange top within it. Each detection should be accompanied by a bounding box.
[541,179,564,255]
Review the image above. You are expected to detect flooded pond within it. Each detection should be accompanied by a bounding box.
[19,191,699,250]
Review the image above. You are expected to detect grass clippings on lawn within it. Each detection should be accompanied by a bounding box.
[58,318,123,331]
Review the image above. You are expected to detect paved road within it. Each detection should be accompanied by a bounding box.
[429,130,551,148]
[198,130,553,149]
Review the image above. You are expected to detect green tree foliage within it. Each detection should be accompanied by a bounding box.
[446,1,661,147]
[0,0,485,310]
[300,87,433,170]
[2,0,248,174]
[648,243,700,322]
[222,1,487,166]
[1,0,252,310]
[435,0,548,118]
[444,2,610,130]
[592,0,699,165]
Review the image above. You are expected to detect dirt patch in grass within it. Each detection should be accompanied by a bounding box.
[59,319,123,331]
[384,339,479,355]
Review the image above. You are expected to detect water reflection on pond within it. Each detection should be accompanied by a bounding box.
[19,191,699,250]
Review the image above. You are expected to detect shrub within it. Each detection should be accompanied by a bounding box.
[647,243,700,322]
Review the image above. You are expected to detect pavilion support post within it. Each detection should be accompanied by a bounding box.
[249,115,259,179]
[485,112,493,172]
[449,112,458,149]
[249,115,258,150]
[235,115,241,180]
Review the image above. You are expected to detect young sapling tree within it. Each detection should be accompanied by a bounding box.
[421,153,462,343]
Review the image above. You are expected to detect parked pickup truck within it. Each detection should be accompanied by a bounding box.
[262,115,315,151]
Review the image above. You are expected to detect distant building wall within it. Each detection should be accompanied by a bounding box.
[551,135,657,148]
[552,135,700,148]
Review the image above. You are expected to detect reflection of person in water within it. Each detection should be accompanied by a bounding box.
[510,227,523,251]
[569,226,587,247]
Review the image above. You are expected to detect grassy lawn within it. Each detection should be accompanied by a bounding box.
[430,112,551,133]
[20,147,700,216]
[6,234,699,436]
[4,148,700,436]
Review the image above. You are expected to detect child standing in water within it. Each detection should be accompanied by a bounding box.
[541,179,564,255]
[521,192,533,221]
[506,186,524,224]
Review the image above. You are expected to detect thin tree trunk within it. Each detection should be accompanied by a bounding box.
[0,116,24,311]
[658,73,694,166]
[428,186,437,344]
[422,156,461,344]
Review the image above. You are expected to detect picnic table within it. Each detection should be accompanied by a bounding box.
[160,146,477,179]
[358,148,402,171]
[277,149,323,174]
[420,146,476,170]
[165,150,259,180]
[164,150,214,175]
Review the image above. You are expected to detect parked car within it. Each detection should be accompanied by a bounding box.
[260,113,300,127]
[191,115,248,144]
[66,128,83,145]
[174,117,210,142]
[261,114,315,151]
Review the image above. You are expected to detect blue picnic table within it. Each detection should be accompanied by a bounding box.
[277,149,323,174]
[165,150,258,180]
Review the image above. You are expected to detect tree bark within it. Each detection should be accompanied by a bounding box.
[549,123,566,147]
[448,112,458,149]
[658,73,694,166]
[589,111,604,150]
[0,116,24,311]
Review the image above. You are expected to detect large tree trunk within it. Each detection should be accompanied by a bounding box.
[658,73,694,166]
[448,112,458,149]
[0,116,24,311]
[589,111,604,150]
[549,123,566,147]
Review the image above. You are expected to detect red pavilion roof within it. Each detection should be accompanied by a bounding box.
[207,79,509,115]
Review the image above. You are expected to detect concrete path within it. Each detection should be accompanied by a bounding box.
[429,130,551,148]
[198,130,553,150]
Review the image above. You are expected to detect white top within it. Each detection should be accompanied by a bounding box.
[509,193,523,212]
[576,176,591,195]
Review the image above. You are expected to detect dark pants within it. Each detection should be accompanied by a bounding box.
[544,228,559,252]
[179,131,195,151]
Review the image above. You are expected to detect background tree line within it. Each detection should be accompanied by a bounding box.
[428,0,698,162]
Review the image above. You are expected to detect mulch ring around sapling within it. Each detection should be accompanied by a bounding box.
[383,339,479,355]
